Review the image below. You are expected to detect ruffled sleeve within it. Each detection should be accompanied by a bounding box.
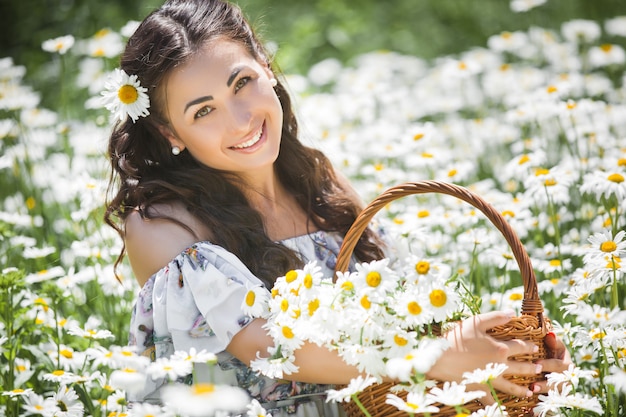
[151,241,266,354]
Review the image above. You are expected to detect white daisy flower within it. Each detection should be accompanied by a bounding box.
[326,375,378,403]
[146,356,193,381]
[101,68,150,123]
[246,399,272,417]
[52,385,84,417]
[427,381,486,407]
[161,382,250,417]
[41,35,75,55]
[462,362,509,385]
[241,285,270,318]
[385,391,440,414]
[584,229,626,264]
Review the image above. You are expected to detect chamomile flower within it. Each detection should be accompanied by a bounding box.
[386,391,440,414]
[161,383,250,417]
[462,362,509,385]
[241,285,270,318]
[101,68,150,123]
[246,399,272,417]
[580,170,626,201]
[427,381,486,407]
[52,385,84,417]
[546,363,597,388]
[41,35,75,55]
[584,229,626,264]
[326,375,378,403]
[146,356,193,381]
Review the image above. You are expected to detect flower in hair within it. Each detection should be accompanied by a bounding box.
[101,68,150,123]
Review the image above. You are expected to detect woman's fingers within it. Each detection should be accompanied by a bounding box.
[492,377,535,398]
[474,310,516,332]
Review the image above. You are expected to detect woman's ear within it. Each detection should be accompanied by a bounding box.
[158,124,185,153]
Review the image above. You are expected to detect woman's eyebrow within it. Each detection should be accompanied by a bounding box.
[184,95,213,113]
[183,67,247,114]
[226,66,244,87]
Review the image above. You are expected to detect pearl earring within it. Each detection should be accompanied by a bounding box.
[270,78,277,87]
[171,146,181,156]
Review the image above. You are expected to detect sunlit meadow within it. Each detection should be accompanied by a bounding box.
[1,2,625,416]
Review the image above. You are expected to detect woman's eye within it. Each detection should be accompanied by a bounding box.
[194,106,212,119]
[234,76,251,91]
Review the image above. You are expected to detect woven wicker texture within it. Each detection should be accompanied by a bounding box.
[333,181,550,417]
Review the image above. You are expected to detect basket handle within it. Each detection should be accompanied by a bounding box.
[334,180,544,319]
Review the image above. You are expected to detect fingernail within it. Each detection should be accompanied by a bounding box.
[504,309,515,318]
[535,364,543,374]
[533,345,539,353]
[533,384,541,393]
[526,389,533,397]
[546,331,555,338]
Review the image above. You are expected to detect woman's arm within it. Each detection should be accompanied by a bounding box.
[226,318,362,385]
[227,310,571,397]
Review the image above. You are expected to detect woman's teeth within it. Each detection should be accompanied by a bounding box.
[232,127,263,149]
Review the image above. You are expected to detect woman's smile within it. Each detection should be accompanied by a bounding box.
[230,122,265,151]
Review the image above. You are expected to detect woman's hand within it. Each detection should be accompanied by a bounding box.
[426,311,542,403]
[532,331,572,393]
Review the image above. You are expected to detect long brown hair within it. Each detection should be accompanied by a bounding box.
[104,0,384,287]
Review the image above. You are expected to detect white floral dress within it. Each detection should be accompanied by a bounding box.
[128,230,350,416]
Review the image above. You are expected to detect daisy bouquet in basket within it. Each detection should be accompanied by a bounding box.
[242,256,496,415]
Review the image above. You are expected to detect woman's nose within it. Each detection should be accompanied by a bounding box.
[226,101,252,135]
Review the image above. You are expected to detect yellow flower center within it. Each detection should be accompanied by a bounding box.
[26,197,36,210]
[421,152,434,158]
[549,259,561,267]
[280,299,289,312]
[407,301,422,315]
[600,241,617,252]
[245,290,256,307]
[617,158,626,167]
[283,270,296,283]
[429,289,447,307]
[52,370,65,376]
[365,271,382,287]
[447,169,457,177]
[417,210,430,218]
[282,326,294,339]
[60,349,73,359]
[544,178,557,186]
[509,293,523,301]
[193,383,215,395]
[415,261,430,275]
[118,85,139,104]
[394,334,408,346]
[308,299,320,316]
[535,167,550,176]
[303,273,313,289]
[360,295,371,309]
[518,154,530,165]
[546,85,557,94]
[501,210,515,218]
[600,43,613,52]
[341,281,354,291]
[413,133,424,141]
[607,173,624,183]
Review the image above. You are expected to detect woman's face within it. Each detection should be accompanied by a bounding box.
[162,39,283,177]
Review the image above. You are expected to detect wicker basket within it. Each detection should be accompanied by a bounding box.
[333,181,550,417]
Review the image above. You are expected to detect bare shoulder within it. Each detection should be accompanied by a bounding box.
[124,203,211,286]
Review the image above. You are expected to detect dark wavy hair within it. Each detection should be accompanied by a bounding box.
[104,0,384,287]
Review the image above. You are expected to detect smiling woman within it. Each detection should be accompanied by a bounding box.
[101,0,571,415]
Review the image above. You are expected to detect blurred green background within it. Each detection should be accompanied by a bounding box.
[1,0,623,84]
